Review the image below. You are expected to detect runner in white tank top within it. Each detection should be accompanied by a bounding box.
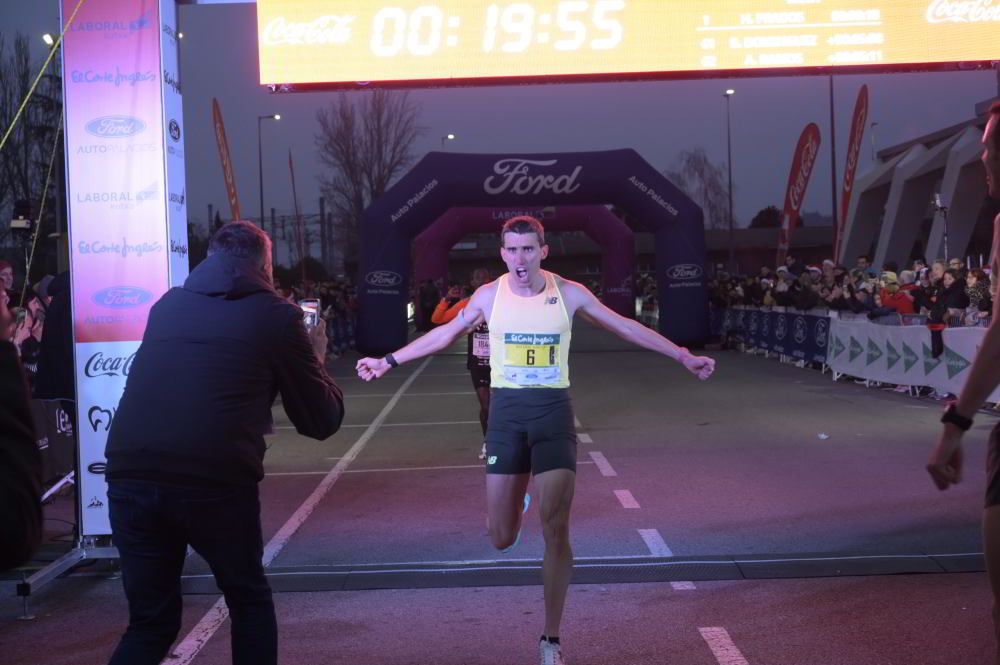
[357,216,715,665]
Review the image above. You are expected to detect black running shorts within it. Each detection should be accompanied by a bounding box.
[485,388,577,475]
[986,423,1000,508]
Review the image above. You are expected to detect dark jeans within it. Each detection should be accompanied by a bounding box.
[107,480,276,665]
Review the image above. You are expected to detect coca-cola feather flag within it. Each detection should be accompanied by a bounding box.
[211,98,241,221]
[777,123,822,266]
[834,85,868,262]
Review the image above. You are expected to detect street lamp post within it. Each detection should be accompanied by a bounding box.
[441,133,455,149]
[724,89,735,274]
[257,113,280,237]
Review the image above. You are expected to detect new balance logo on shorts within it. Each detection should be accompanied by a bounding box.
[488,456,498,465]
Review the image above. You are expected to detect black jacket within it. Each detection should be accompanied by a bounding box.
[106,254,344,486]
[0,341,42,571]
[33,271,75,400]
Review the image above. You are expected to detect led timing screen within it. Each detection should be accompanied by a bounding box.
[257,0,1000,87]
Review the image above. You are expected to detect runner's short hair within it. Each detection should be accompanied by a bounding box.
[501,216,545,245]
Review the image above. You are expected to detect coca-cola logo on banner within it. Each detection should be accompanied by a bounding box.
[484,159,583,196]
[926,0,1000,23]
[262,16,355,46]
[92,286,153,309]
[667,264,703,281]
[365,270,403,287]
[84,351,136,378]
[789,134,821,211]
[85,116,146,139]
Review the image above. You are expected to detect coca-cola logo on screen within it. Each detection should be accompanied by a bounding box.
[261,16,355,46]
[84,351,136,378]
[85,116,146,139]
[365,270,403,287]
[484,159,583,196]
[926,0,1000,23]
[667,264,703,281]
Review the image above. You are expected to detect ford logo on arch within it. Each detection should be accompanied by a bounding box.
[365,270,403,287]
[85,115,146,139]
[92,286,153,309]
[667,264,703,281]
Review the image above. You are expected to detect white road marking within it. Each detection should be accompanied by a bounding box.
[699,627,750,665]
[277,420,481,430]
[638,529,674,556]
[614,489,640,509]
[166,357,434,665]
[266,461,597,477]
[345,392,476,398]
[577,432,593,444]
[588,451,617,477]
[671,581,697,590]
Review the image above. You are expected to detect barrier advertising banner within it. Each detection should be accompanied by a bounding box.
[828,318,1000,402]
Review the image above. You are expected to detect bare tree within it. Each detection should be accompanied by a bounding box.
[664,148,731,230]
[0,32,62,248]
[314,89,424,267]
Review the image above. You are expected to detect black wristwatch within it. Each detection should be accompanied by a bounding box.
[384,352,399,368]
[941,404,973,432]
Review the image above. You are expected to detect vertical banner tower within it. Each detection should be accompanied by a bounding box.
[61,0,188,537]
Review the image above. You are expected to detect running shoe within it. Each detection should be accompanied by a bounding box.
[499,493,531,554]
[539,638,566,665]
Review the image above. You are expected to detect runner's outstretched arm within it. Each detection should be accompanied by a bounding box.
[356,291,486,381]
[567,281,715,381]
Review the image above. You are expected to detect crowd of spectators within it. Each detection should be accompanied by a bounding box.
[709,253,993,328]
[278,277,358,358]
[1,260,62,391]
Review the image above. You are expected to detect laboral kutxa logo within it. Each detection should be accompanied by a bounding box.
[85,116,146,139]
[92,286,154,309]
[71,10,153,37]
[365,270,403,287]
[76,182,160,210]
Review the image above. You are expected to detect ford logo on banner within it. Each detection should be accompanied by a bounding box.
[667,264,703,281]
[365,270,403,287]
[85,115,146,138]
[92,286,153,309]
